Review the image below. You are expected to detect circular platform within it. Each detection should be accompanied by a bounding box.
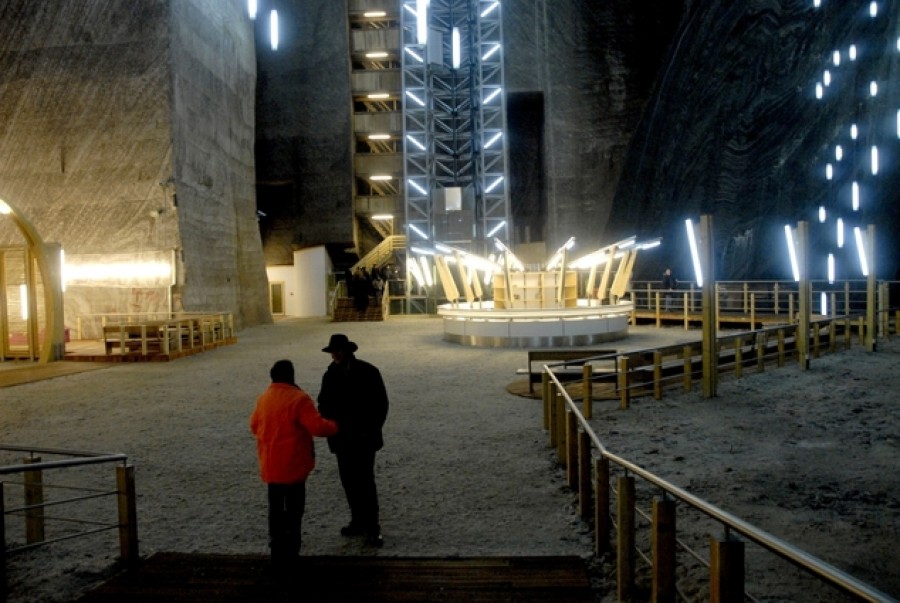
[437,300,633,348]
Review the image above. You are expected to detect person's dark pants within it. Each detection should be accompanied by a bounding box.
[267,481,306,565]
[336,450,379,533]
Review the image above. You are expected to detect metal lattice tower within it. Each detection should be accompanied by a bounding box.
[401,0,510,255]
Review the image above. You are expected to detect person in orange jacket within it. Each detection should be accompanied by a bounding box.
[250,359,338,569]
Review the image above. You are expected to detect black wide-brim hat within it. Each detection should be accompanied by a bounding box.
[322,333,358,353]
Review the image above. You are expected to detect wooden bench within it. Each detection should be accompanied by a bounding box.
[523,349,618,393]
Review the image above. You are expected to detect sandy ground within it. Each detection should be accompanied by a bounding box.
[0,316,897,602]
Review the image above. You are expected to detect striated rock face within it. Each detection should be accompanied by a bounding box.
[0,0,270,329]
[608,1,900,280]
[504,0,684,251]
[254,0,353,265]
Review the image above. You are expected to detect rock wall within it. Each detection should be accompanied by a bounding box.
[254,0,353,265]
[0,0,270,330]
[609,0,900,281]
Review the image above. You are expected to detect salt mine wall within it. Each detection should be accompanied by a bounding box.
[0,0,271,332]
[254,1,354,265]
[609,0,900,281]
[168,0,270,326]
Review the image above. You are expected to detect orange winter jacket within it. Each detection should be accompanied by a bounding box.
[250,382,338,484]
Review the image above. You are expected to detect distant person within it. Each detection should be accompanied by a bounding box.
[250,360,338,570]
[352,270,370,312]
[662,268,677,311]
[318,334,389,547]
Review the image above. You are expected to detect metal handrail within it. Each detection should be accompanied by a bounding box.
[544,366,895,602]
[0,444,139,593]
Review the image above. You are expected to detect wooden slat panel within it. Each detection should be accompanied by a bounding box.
[76,553,596,602]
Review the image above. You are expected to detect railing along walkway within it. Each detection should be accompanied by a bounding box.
[0,445,138,598]
[538,321,897,601]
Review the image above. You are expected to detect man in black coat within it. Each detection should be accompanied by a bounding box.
[318,334,389,547]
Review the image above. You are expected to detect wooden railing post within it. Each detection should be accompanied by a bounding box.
[548,385,558,448]
[756,331,765,372]
[555,393,566,463]
[24,457,44,544]
[734,337,743,379]
[710,535,745,603]
[617,476,636,601]
[682,345,692,392]
[845,316,852,349]
[542,372,551,430]
[813,322,821,358]
[578,431,592,520]
[750,292,756,329]
[117,463,139,563]
[565,411,578,487]
[582,364,593,419]
[594,457,610,556]
[777,329,785,367]
[653,497,677,603]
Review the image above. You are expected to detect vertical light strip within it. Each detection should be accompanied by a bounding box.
[19,283,28,319]
[685,219,703,287]
[854,226,869,276]
[785,225,800,282]
[821,291,828,316]
[451,27,461,69]
[416,0,428,44]
[870,145,879,175]
[248,0,257,20]
[837,218,844,248]
[852,181,860,210]
[269,10,279,51]
[419,256,433,286]
[827,253,835,284]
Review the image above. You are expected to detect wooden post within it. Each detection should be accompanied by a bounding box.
[617,476,636,601]
[865,224,876,352]
[652,497,677,603]
[750,292,756,329]
[24,457,45,544]
[618,356,631,410]
[594,458,610,556]
[813,322,821,358]
[699,215,718,398]
[566,411,578,487]
[117,464,139,563]
[542,372,551,430]
[548,385,558,448]
[797,221,810,370]
[655,291,661,327]
[582,364,592,419]
[734,337,743,379]
[756,331,765,372]
[845,316,852,349]
[556,393,566,463]
[578,431,592,520]
[773,282,780,315]
[858,316,865,346]
[828,319,836,353]
[710,535,745,603]
[777,329,785,367]
[683,292,689,330]
[683,345,692,392]
[653,351,663,400]
[788,293,795,323]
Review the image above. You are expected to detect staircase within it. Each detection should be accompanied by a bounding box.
[332,296,385,322]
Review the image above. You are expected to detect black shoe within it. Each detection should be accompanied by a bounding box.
[365,531,384,548]
[340,524,365,537]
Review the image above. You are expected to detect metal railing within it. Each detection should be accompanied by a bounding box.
[0,445,138,597]
[630,279,896,328]
[539,328,896,601]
